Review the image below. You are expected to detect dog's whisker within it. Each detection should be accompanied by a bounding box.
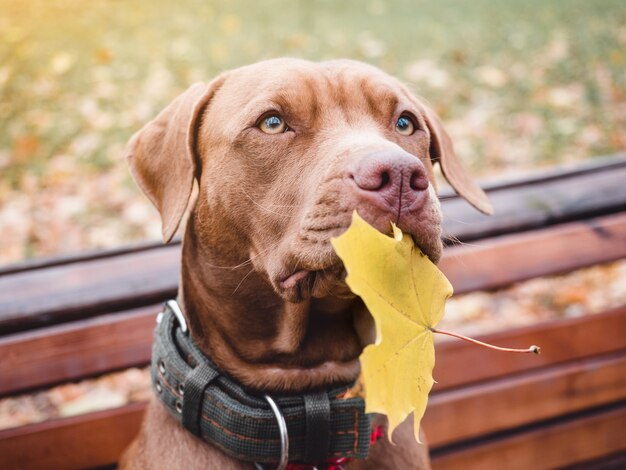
[440,234,478,271]
[198,240,282,270]
[442,247,472,271]
[241,189,299,218]
[231,267,256,296]
[198,259,254,270]
[442,233,464,248]
[442,233,481,249]
[229,241,281,269]
[259,201,298,208]
[444,216,473,226]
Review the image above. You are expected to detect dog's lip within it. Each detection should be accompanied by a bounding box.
[277,269,315,302]
[279,269,311,290]
[277,261,348,302]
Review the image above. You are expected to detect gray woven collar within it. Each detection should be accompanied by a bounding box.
[151,300,372,466]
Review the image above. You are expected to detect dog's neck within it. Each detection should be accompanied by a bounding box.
[178,216,366,393]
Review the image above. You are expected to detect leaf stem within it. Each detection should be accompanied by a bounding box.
[430,328,541,354]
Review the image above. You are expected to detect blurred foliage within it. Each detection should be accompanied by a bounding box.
[1,0,625,262]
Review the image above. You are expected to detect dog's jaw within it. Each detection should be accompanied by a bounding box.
[179,216,367,393]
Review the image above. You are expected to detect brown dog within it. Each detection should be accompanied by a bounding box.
[121,58,492,469]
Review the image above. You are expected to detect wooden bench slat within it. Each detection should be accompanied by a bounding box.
[2,301,625,399]
[0,306,158,396]
[0,239,169,277]
[441,211,626,295]
[440,154,626,242]
[431,402,626,470]
[433,305,626,392]
[0,402,145,470]
[0,246,179,334]
[2,399,625,470]
[565,451,626,470]
[445,153,626,194]
[425,350,626,447]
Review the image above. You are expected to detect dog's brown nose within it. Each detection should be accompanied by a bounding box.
[350,151,429,205]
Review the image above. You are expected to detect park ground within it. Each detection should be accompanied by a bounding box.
[1,0,625,262]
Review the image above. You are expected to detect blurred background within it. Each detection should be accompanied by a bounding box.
[1,0,626,264]
[3,3,626,460]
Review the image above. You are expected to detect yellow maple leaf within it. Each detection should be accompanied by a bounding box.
[331,211,453,442]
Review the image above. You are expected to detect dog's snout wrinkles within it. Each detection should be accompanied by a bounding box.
[351,150,429,209]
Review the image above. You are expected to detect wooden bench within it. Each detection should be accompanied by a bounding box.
[1,154,625,469]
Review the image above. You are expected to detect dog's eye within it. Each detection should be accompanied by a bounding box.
[259,115,288,134]
[395,115,416,136]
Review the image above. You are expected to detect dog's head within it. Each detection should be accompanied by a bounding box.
[127,59,492,390]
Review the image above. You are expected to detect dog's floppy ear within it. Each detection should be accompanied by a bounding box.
[420,103,494,215]
[126,77,226,242]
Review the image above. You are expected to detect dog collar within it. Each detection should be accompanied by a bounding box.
[152,300,372,468]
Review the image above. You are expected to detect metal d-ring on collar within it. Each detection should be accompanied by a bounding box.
[157,299,189,333]
[167,299,188,333]
[255,394,290,470]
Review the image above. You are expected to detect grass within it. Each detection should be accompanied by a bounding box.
[1,0,625,261]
